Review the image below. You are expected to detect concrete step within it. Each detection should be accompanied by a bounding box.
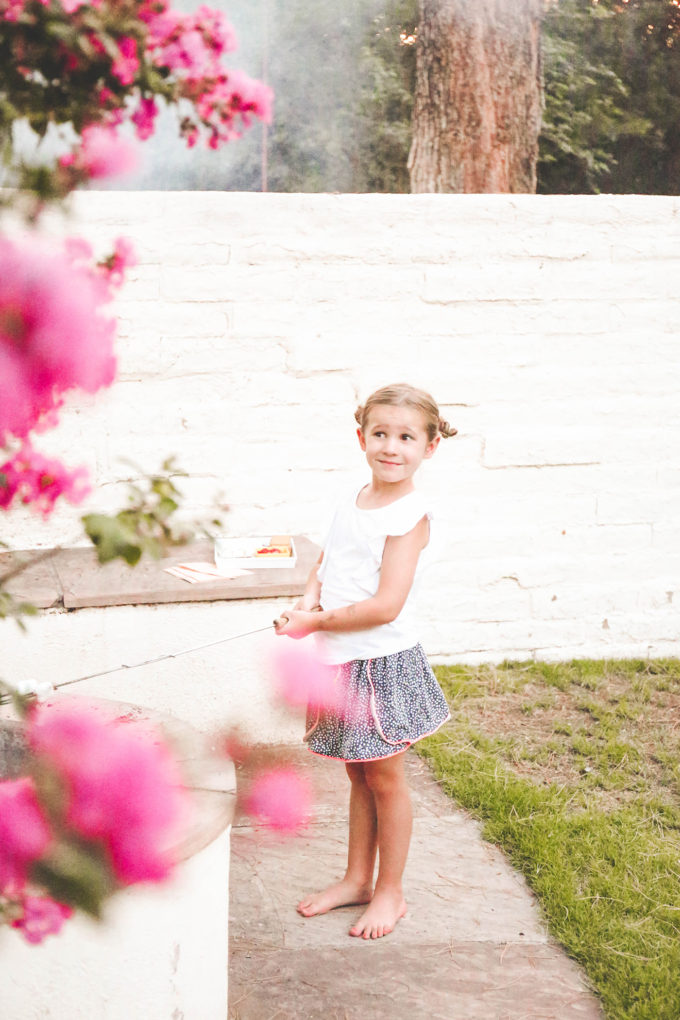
[229,747,603,1020]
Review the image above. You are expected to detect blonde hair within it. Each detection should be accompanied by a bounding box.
[354,384,457,441]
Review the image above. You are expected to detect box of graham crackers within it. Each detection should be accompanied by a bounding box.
[213,535,297,572]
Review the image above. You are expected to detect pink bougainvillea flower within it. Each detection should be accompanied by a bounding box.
[137,4,269,149]
[61,0,101,11]
[111,35,139,86]
[86,29,107,57]
[96,85,115,108]
[11,896,73,945]
[28,700,188,885]
[144,5,236,79]
[194,6,238,56]
[140,3,181,47]
[0,778,52,892]
[270,642,339,711]
[1,0,32,21]
[110,235,137,275]
[0,234,118,444]
[246,767,311,834]
[131,96,159,140]
[0,442,91,517]
[193,70,273,148]
[161,26,209,77]
[60,125,139,180]
[98,236,138,287]
[63,236,93,262]
[56,42,80,73]
[182,124,199,148]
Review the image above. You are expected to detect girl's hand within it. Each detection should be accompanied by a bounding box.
[273,609,321,640]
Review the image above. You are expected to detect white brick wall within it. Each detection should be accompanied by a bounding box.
[6,193,680,663]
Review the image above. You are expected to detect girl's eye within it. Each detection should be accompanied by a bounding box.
[401,434,414,441]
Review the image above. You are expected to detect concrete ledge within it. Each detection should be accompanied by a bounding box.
[1,535,320,610]
[1,699,236,1020]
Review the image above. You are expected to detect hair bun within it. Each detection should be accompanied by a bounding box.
[438,417,457,438]
[354,405,364,426]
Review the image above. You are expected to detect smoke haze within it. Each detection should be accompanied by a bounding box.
[115,0,388,192]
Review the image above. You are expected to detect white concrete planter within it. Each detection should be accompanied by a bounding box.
[0,702,235,1020]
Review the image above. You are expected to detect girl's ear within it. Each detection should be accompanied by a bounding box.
[357,427,367,451]
[423,434,441,459]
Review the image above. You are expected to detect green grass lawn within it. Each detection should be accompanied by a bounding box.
[419,659,680,1020]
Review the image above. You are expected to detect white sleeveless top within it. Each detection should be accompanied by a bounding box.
[316,486,432,665]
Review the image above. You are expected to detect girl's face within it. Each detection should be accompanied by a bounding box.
[357,404,440,485]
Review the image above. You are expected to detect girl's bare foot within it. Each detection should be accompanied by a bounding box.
[348,889,407,940]
[297,878,373,918]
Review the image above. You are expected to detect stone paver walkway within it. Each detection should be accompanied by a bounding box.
[229,747,604,1020]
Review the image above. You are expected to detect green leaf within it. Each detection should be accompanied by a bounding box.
[31,839,118,920]
[81,513,143,566]
[156,497,179,520]
[0,590,38,627]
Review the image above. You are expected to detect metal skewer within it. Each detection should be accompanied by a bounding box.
[0,623,278,703]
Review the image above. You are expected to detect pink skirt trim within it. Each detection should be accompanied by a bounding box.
[305,712,451,764]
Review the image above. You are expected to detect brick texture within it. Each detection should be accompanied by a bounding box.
[9,193,680,663]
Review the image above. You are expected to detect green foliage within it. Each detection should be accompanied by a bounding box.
[420,658,680,1018]
[354,0,418,193]
[0,679,33,713]
[0,589,37,629]
[81,513,145,566]
[0,0,170,203]
[539,0,680,193]
[359,0,680,194]
[539,2,641,192]
[0,459,200,642]
[250,0,413,193]
[0,2,154,134]
[82,459,191,565]
[118,0,680,193]
[31,840,117,920]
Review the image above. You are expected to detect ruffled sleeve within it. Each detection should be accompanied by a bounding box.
[377,490,431,537]
[353,491,432,583]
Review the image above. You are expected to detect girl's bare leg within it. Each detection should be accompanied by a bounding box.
[349,752,410,939]
[297,762,377,917]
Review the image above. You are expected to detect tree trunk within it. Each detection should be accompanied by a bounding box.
[408,0,543,193]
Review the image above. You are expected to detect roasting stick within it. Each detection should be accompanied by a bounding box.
[3,606,321,704]
[1,536,313,704]
[0,622,278,704]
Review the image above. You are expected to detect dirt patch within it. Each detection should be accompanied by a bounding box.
[438,665,680,814]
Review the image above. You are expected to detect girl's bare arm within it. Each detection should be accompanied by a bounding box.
[275,517,429,639]
[293,552,323,611]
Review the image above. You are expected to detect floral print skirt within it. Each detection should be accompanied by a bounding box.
[304,644,450,762]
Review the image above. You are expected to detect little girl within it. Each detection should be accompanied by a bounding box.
[275,383,456,940]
